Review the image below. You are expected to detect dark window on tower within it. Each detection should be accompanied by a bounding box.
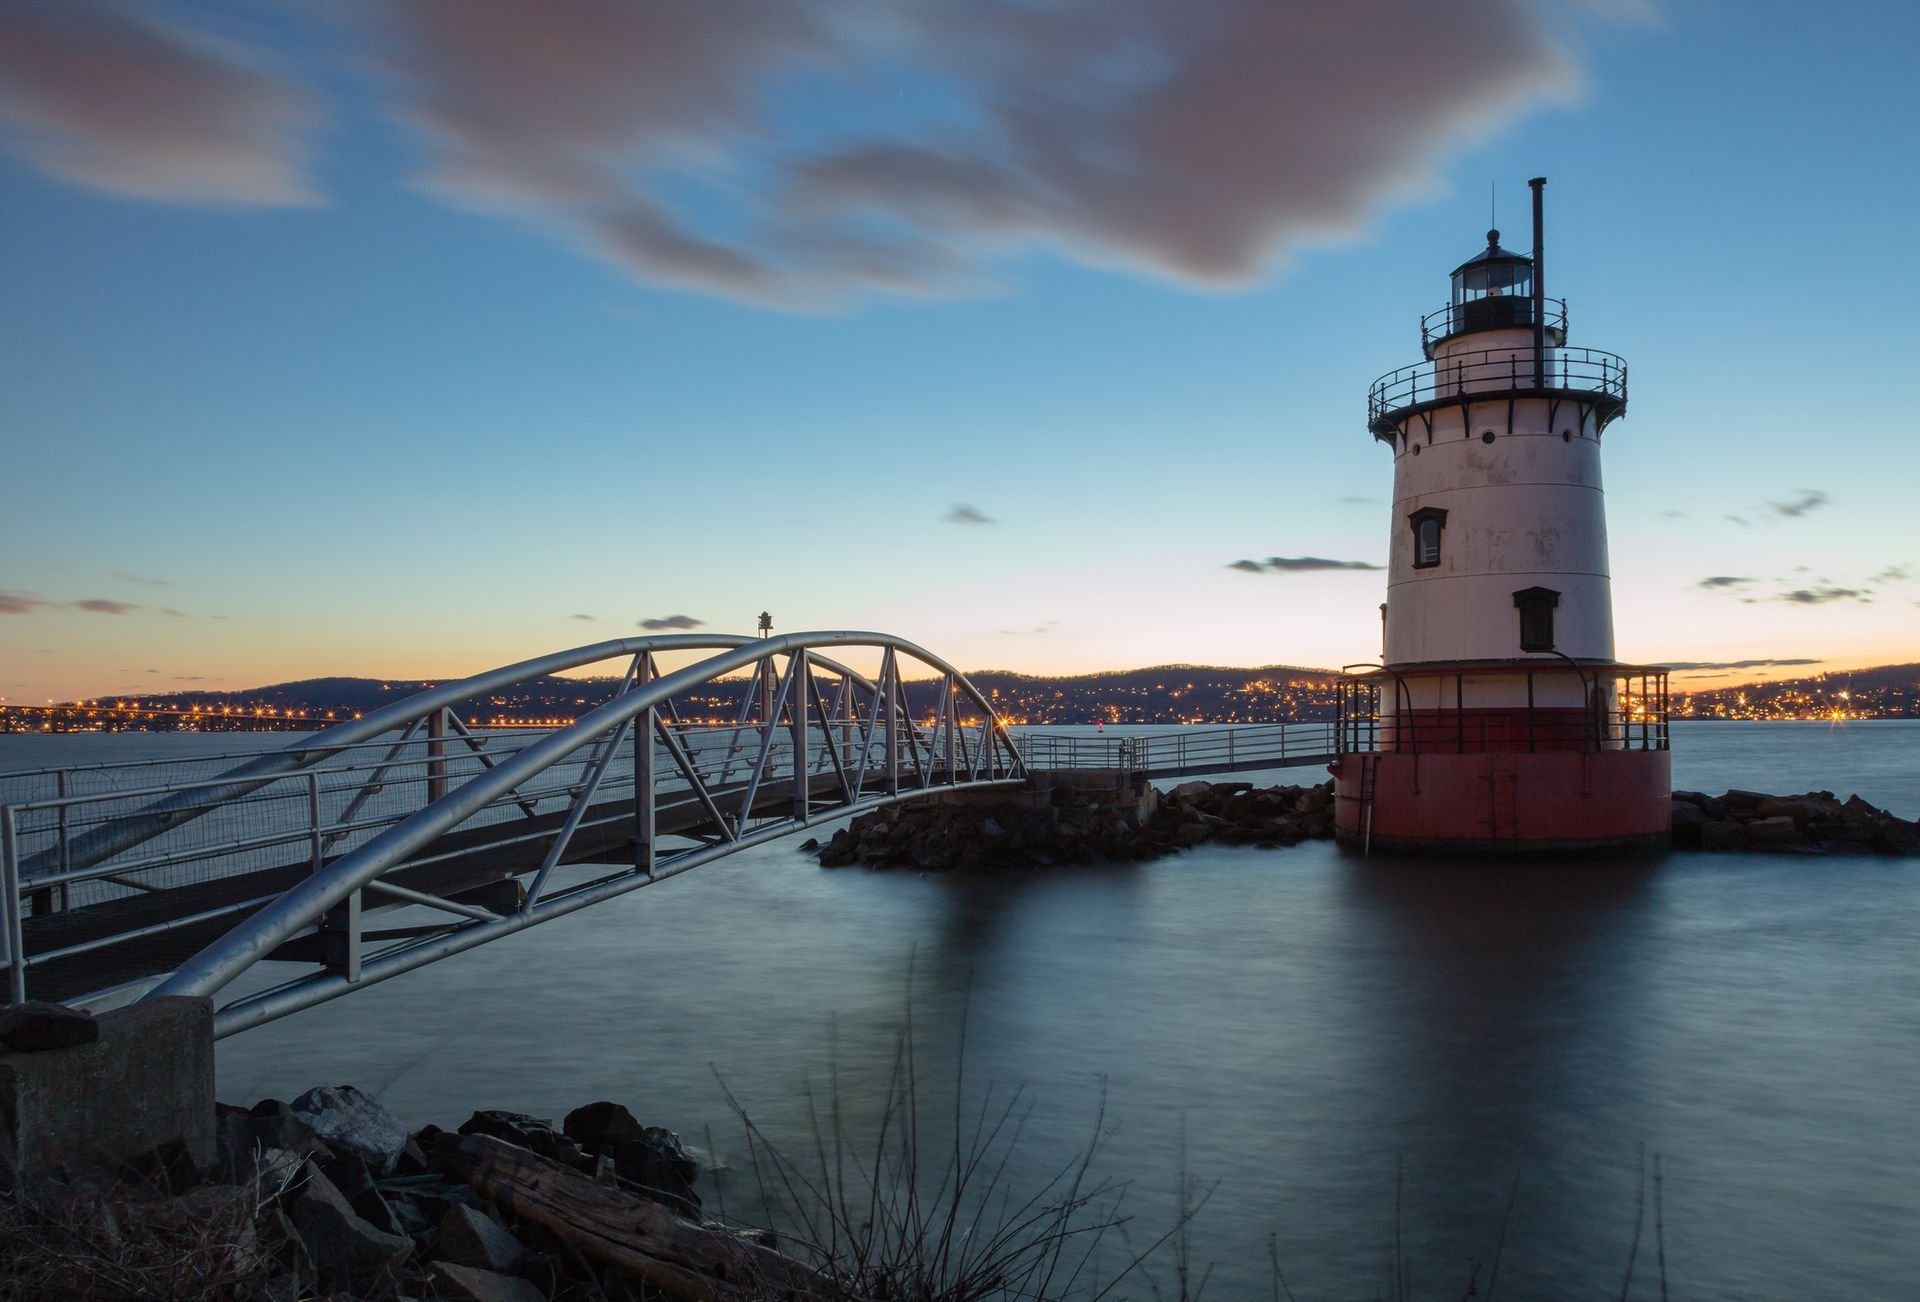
[1407,507,1448,570]
[1513,586,1560,652]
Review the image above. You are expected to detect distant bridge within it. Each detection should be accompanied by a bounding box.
[0,633,1335,1035]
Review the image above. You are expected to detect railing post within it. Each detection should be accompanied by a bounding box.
[307,770,323,874]
[309,766,361,982]
[635,656,656,877]
[426,707,448,803]
[2,805,25,1004]
[792,653,811,820]
[37,769,68,916]
[883,651,899,797]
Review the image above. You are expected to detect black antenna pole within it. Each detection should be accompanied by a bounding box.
[1530,176,1546,389]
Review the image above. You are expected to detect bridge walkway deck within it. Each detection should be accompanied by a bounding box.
[18,767,987,1005]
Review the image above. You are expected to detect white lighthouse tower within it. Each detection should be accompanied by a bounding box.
[1332,178,1671,852]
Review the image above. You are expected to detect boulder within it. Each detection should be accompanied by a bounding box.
[432,1262,547,1302]
[1872,817,1920,857]
[0,1000,99,1051]
[290,1161,412,1288]
[1699,818,1741,852]
[320,1150,405,1237]
[611,1126,701,1216]
[290,1085,409,1173]
[1169,780,1214,803]
[1670,800,1706,849]
[460,1109,590,1169]
[248,1099,331,1160]
[1733,816,1809,852]
[1758,795,1842,828]
[434,1203,524,1272]
[264,1205,316,1290]
[563,1100,645,1150]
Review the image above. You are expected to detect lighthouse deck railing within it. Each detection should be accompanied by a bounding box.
[1335,662,1669,757]
[1368,345,1627,428]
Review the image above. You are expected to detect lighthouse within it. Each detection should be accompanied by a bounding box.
[1331,178,1671,852]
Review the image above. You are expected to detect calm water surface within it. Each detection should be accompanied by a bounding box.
[3,721,1916,1298]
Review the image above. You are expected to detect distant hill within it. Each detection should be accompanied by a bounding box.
[1676,663,1920,719]
[58,663,1344,728]
[50,660,1920,729]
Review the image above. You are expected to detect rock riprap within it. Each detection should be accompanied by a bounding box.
[0,1088,787,1299]
[1672,789,1920,855]
[814,779,1336,871]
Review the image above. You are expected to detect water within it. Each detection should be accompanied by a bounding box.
[4,721,1917,1298]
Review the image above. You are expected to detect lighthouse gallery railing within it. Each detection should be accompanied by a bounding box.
[1335,662,1670,757]
[1368,345,1627,429]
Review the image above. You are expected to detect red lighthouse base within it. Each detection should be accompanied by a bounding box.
[1330,749,1671,854]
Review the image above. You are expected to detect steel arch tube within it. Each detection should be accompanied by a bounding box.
[22,634,770,881]
[201,780,1024,1038]
[150,631,1016,1005]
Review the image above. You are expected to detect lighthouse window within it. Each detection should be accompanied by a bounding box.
[1513,586,1560,653]
[1408,507,1448,569]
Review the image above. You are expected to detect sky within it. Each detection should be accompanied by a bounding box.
[2,0,1918,704]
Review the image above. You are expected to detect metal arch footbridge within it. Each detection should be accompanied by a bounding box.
[0,632,1336,1035]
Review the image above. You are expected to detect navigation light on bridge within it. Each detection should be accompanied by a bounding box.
[1331,177,1672,852]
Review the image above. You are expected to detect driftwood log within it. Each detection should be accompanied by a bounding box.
[439,1133,829,1300]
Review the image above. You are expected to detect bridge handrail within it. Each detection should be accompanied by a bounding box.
[144,632,1019,1026]
[17,635,919,883]
[1017,721,1336,778]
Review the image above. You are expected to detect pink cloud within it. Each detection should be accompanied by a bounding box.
[0,0,319,205]
[374,0,1579,304]
[0,590,49,614]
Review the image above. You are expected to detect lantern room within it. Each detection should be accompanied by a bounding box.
[1422,229,1567,358]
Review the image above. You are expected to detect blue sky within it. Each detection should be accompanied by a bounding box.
[2,0,1917,702]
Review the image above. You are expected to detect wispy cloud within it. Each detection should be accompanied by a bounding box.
[0,590,50,614]
[1231,556,1383,574]
[638,614,703,631]
[0,1,320,205]
[943,504,995,525]
[1696,576,1754,589]
[1776,587,1868,605]
[568,613,596,621]
[1662,658,1824,671]
[366,0,1582,306]
[1768,489,1830,519]
[3,590,195,617]
[1870,564,1911,584]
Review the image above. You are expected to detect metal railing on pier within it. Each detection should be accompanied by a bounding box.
[1020,721,1338,780]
